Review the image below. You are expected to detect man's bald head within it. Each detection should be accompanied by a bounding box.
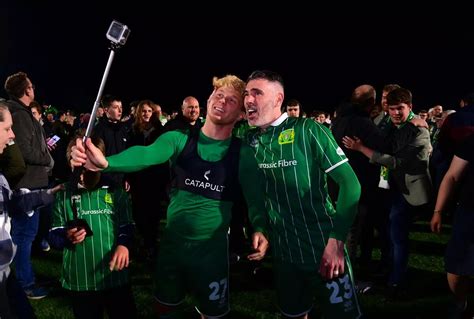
[181,96,200,124]
[351,84,376,111]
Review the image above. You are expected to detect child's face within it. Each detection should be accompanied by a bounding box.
[80,171,100,189]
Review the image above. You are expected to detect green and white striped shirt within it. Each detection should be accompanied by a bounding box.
[243,113,349,265]
[51,186,133,291]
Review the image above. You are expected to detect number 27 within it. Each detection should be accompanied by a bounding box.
[209,278,228,301]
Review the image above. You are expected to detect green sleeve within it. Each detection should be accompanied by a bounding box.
[327,162,361,241]
[239,143,268,235]
[105,131,187,173]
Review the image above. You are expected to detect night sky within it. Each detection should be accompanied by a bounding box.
[2,4,474,115]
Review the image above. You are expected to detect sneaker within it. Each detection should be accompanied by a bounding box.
[355,280,373,295]
[24,285,48,300]
[40,239,50,252]
[229,252,241,265]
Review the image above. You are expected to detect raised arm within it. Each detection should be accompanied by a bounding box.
[342,136,374,159]
[344,126,430,170]
[71,131,187,173]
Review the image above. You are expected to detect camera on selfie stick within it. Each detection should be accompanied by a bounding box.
[68,20,130,237]
[84,20,130,138]
[106,20,131,49]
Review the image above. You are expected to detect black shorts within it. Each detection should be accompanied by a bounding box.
[445,205,474,276]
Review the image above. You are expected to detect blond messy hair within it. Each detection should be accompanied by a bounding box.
[212,75,245,97]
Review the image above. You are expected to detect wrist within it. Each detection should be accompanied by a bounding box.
[433,210,442,215]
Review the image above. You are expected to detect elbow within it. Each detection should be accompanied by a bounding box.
[340,175,361,203]
[345,173,362,204]
[450,175,461,185]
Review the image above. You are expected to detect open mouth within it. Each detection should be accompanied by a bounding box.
[213,106,224,113]
[247,107,257,118]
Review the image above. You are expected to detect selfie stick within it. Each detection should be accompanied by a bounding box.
[76,19,130,158]
[84,20,130,140]
[83,52,115,139]
[68,20,131,236]
[71,20,130,183]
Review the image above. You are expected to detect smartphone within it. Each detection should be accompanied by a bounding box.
[67,219,93,237]
[47,135,60,147]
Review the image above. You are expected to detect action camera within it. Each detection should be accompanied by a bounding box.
[106,20,130,45]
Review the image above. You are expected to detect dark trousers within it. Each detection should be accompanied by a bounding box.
[0,272,36,319]
[346,202,369,262]
[68,285,136,319]
[372,187,392,267]
[388,193,413,286]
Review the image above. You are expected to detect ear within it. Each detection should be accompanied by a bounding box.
[276,92,284,109]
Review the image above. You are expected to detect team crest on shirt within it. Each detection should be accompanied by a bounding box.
[278,129,295,145]
[247,134,259,148]
[104,193,113,204]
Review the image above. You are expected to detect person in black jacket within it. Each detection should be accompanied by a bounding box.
[92,95,130,189]
[4,71,54,299]
[332,85,389,278]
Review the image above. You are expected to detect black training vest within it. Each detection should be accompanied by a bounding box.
[172,130,241,201]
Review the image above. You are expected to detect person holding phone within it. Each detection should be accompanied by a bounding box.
[30,101,56,253]
[49,134,136,319]
[46,135,60,148]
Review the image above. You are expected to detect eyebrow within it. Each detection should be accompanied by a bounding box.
[247,88,263,94]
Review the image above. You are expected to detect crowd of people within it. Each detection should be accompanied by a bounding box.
[0,69,473,319]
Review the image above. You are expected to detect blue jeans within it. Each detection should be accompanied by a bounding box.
[11,209,39,289]
[388,193,413,286]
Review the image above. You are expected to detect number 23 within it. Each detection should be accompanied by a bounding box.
[325,274,353,304]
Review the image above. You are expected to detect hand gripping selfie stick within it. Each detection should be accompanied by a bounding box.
[67,20,130,237]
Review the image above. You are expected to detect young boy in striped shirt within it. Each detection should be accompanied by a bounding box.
[49,136,136,319]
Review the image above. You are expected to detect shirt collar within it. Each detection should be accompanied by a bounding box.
[270,112,288,127]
